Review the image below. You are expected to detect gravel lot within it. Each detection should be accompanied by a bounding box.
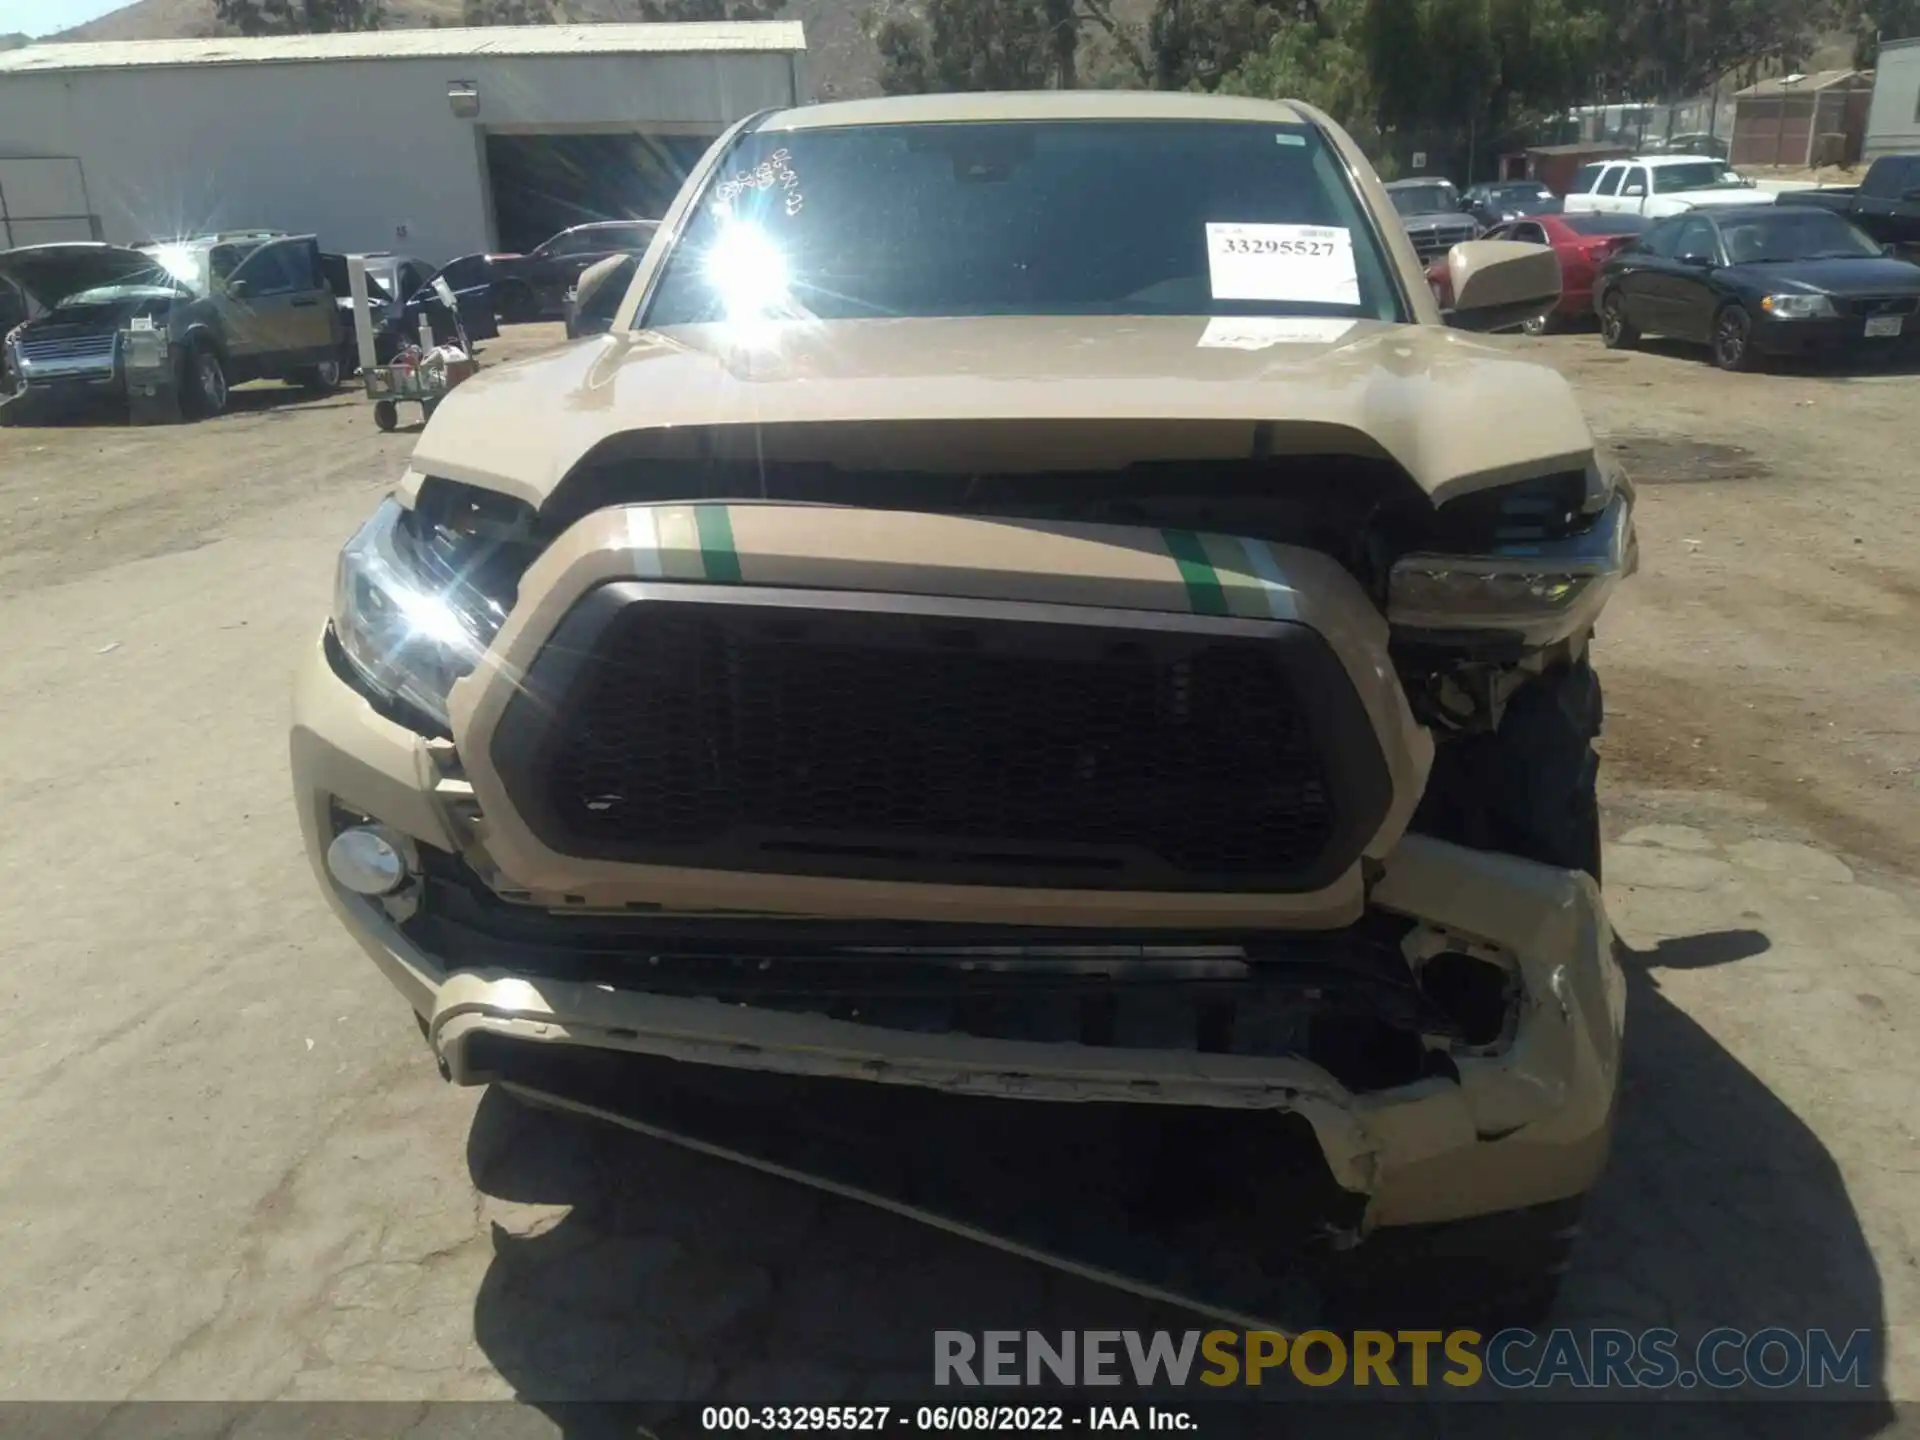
[1,325,1916,1432]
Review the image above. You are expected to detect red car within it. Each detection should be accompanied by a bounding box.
[1426,212,1651,333]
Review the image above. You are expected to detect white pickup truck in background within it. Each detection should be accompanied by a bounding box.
[1564,154,1779,219]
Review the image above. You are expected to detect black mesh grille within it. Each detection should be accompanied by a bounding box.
[527,601,1346,890]
[1844,296,1920,317]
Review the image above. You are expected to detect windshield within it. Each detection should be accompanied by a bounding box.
[1720,210,1883,263]
[1654,163,1746,194]
[1389,183,1459,216]
[645,120,1406,326]
[55,281,182,309]
[1491,184,1553,203]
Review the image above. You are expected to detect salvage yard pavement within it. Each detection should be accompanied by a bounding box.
[0,326,1916,1430]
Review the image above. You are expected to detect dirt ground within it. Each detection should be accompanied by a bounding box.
[0,324,1916,1429]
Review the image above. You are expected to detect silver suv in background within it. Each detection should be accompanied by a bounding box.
[0,230,342,421]
[1384,177,1480,261]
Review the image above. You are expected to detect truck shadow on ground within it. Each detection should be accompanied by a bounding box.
[0,383,352,429]
[463,926,1892,1439]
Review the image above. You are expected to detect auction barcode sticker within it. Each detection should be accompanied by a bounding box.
[1205,223,1359,305]
[1197,316,1356,349]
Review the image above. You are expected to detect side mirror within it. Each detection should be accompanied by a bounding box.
[225,279,251,299]
[1445,239,1562,333]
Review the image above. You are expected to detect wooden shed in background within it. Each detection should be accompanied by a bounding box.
[1731,70,1875,168]
[1514,142,1631,193]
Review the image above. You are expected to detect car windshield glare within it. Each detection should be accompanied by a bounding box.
[1654,163,1743,194]
[1721,211,1883,263]
[55,280,182,308]
[139,243,210,296]
[1390,183,1458,215]
[645,119,1406,326]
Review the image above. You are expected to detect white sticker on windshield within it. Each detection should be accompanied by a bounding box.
[1205,223,1359,305]
[1197,317,1355,349]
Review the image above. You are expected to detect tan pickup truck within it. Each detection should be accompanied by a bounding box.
[293,90,1634,1324]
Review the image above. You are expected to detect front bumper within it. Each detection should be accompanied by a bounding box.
[8,369,126,407]
[292,633,1625,1232]
[1752,312,1915,354]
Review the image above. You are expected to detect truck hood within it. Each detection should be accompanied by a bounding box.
[0,242,166,309]
[414,314,1597,510]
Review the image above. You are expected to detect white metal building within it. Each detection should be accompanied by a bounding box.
[0,23,807,264]
[1864,36,1920,160]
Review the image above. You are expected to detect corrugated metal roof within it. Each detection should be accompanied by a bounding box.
[1733,68,1871,97]
[0,22,805,76]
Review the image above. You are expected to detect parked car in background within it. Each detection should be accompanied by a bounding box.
[1652,133,1729,160]
[1565,155,1773,219]
[1383,177,1479,260]
[0,276,24,396]
[490,219,660,322]
[321,251,501,368]
[563,250,639,339]
[0,276,23,338]
[1,231,341,419]
[1429,211,1650,333]
[1595,204,1920,370]
[1774,155,1920,257]
[1461,181,1560,229]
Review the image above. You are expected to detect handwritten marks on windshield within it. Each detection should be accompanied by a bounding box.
[715,148,806,220]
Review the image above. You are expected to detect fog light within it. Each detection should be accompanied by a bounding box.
[326,825,411,896]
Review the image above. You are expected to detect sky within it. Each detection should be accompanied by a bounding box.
[9,0,136,37]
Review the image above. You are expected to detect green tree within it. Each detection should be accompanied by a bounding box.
[1221,0,1600,174]
[866,0,1061,91]
[635,0,788,19]
[1848,0,1920,65]
[213,0,383,34]
[1147,0,1288,90]
[1216,0,1376,135]
[1591,0,1836,100]
[462,0,560,22]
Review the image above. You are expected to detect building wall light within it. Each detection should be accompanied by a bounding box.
[448,81,479,118]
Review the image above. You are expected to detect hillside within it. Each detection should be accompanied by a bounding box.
[50,0,886,96]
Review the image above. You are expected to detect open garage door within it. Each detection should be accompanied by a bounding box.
[0,156,103,248]
[483,130,718,254]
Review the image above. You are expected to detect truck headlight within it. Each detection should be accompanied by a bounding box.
[330,494,519,732]
[1389,481,1636,646]
[1760,294,1836,319]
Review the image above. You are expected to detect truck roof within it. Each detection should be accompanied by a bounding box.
[759,91,1310,132]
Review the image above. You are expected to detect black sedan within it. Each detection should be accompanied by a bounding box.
[490,219,660,323]
[1594,205,1920,370]
[321,252,500,366]
[1461,181,1561,230]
